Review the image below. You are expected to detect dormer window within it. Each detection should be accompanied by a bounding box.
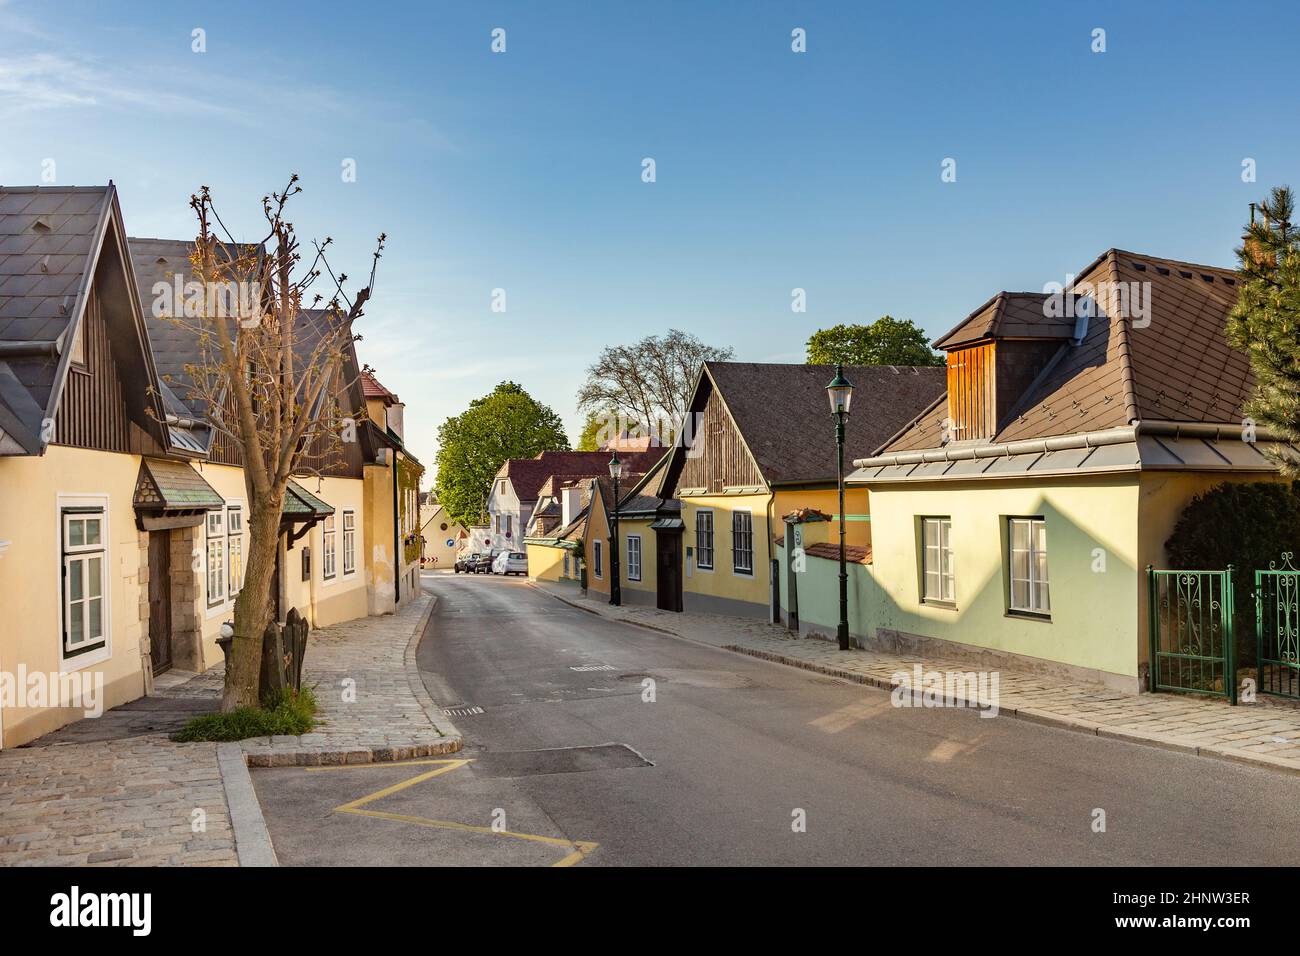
[945,343,995,441]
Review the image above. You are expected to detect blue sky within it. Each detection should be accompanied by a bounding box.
[2,0,1297,468]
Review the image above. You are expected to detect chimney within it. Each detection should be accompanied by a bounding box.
[561,485,582,528]
[386,401,405,442]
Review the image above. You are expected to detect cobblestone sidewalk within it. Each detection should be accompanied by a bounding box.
[0,592,460,865]
[532,581,1300,776]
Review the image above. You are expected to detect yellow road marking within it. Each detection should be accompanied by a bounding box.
[304,758,598,866]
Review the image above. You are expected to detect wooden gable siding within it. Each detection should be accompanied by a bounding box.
[207,397,364,478]
[946,342,996,441]
[54,285,159,455]
[672,384,763,495]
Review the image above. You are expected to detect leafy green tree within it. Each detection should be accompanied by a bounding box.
[575,411,604,451]
[1226,186,1300,474]
[806,316,944,367]
[434,382,569,527]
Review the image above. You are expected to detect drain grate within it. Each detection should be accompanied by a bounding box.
[443,705,484,717]
[569,664,616,672]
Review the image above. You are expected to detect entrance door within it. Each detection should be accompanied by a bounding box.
[148,531,172,675]
[656,531,682,612]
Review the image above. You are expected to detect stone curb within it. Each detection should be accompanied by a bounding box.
[233,595,464,769]
[531,582,1300,779]
[217,742,278,867]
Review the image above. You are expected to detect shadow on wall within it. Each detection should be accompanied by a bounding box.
[777,493,1142,683]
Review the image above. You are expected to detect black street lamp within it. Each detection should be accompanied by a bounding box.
[608,451,622,606]
[826,365,855,650]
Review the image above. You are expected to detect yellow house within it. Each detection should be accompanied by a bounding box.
[419,493,468,570]
[643,362,944,618]
[847,248,1294,693]
[0,186,392,748]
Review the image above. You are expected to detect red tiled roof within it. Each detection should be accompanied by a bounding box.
[362,370,397,403]
[499,449,660,503]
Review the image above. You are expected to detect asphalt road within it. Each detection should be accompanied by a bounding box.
[252,572,1300,866]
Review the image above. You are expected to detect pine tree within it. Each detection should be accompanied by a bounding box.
[1226,186,1300,474]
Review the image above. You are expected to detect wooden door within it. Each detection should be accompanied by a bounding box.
[656,531,682,612]
[148,531,172,675]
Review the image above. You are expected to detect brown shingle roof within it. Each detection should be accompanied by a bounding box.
[933,291,1070,349]
[881,248,1255,454]
[703,362,947,484]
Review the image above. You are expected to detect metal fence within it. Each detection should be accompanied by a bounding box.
[1147,567,1237,704]
[1256,554,1300,700]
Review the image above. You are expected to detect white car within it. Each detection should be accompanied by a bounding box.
[493,550,529,576]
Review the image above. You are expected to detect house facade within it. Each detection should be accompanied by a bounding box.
[419,493,468,569]
[845,249,1289,692]
[649,362,945,619]
[0,185,411,747]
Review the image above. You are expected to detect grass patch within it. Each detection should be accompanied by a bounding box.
[173,687,318,742]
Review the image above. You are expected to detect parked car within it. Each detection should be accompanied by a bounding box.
[470,552,495,574]
[493,551,529,576]
[453,552,474,573]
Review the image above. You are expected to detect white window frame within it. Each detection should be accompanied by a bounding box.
[322,513,337,581]
[731,509,754,576]
[342,510,356,576]
[1008,516,1051,616]
[206,508,226,608]
[626,534,642,582]
[920,516,955,605]
[227,504,245,597]
[695,509,714,571]
[60,504,109,663]
[593,539,603,578]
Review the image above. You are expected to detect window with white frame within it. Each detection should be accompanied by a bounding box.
[627,534,642,581]
[732,511,753,575]
[695,510,714,570]
[228,505,245,596]
[62,509,106,656]
[921,517,955,604]
[1008,517,1051,615]
[322,514,337,580]
[343,510,356,575]
[593,539,603,578]
[206,509,226,607]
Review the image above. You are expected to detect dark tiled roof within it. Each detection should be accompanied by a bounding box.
[283,478,335,517]
[933,291,1069,348]
[881,248,1256,454]
[703,362,947,484]
[0,186,113,450]
[133,457,224,511]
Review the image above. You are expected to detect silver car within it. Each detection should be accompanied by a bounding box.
[492,550,529,576]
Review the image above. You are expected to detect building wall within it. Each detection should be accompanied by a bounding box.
[585,492,611,598]
[776,542,874,642]
[617,516,657,604]
[421,504,467,569]
[861,475,1142,686]
[486,475,526,550]
[364,463,396,614]
[0,446,148,747]
[678,493,772,617]
[771,485,871,549]
[526,541,581,585]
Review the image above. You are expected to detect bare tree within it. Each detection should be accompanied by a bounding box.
[168,175,384,711]
[576,329,733,442]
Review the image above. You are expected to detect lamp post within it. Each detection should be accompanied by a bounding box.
[826,364,855,650]
[608,451,622,606]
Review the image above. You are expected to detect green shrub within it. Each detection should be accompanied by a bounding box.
[1165,480,1300,664]
[173,687,318,743]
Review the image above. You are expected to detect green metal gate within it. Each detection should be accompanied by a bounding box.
[1256,554,1300,699]
[1147,567,1236,704]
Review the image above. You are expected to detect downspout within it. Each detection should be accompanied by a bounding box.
[766,490,778,624]
[392,452,401,604]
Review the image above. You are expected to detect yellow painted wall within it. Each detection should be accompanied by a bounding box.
[678,493,772,612]
[526,541,574,583]
[771,485,871,549]
[364,464,396,614]
[585,492,610,598]
[0,446,148,747]
[618,516,657,599]
[863,475,1142,680]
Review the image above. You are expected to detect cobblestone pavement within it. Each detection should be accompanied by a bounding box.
[0,591,459,865]
[532,581,1300,776]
